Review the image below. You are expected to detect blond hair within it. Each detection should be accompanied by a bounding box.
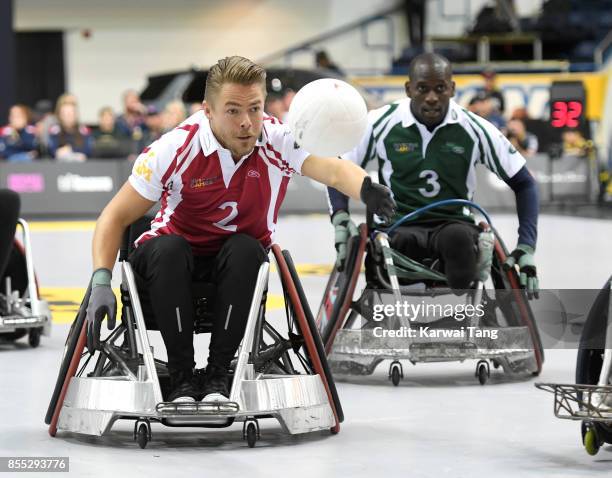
[205,56,266,102]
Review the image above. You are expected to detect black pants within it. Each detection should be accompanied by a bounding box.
[388,221,481,290]
[129,233,268,373]
[0,189,20,279]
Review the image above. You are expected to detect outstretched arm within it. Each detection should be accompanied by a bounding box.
[301,154,395,219]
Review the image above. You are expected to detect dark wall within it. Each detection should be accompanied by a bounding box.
[15,31,65,111]
[0,0,15,124]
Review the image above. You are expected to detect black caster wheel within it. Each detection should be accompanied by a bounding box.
[491,359,500,369]
[134,419,152,449]
[388,361,403,387]
[243,419,260,448]
[28,328,41,348]
[476,360,490,385]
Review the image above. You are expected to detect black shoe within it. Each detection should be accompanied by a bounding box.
[167,369,199,403]
[201,364,230,402]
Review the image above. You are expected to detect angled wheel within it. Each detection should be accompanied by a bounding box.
[274,246,344,430]
[316,226,367,353]
[45,284,91,431]
[491,231,544,374]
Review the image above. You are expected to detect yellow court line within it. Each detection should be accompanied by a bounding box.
[41,287,287,325]
[28,221,96,232]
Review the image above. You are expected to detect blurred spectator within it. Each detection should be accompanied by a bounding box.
[480,69,505,114]
[35,93,77,157]
[264,88,295,122]
[48,98,93,161]
[468,92,506,130]
[162,100,187,133]
[265,92,287,122]
[510,107,528,121]
[189,102,202,115]
[116,89,146,137]
[136,105,164,155]
[315,50,344,76]
[0,105,38,162]
[506,118,538,158]
[92,106,132,159]
[33,99,55,155]
[562,128,590,156]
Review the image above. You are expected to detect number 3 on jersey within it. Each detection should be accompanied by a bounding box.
[418,169,441,198]
[213,201,238,232]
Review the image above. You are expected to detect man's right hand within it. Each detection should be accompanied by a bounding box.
[86,268,117,353]
[331,210,359,271]
[360,176,396,222]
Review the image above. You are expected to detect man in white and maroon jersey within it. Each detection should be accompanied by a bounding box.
[85,56,396,403]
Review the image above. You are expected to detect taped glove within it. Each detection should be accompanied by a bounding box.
[503,244,539,300]
[86,268,117,353]
[331,210,358,271]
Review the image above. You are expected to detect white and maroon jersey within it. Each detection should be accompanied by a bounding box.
[129,111,309,256]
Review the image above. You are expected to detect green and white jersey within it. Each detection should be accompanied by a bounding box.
[343,98,526,222]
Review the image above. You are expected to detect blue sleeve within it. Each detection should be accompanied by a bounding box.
[24,131,37,151]
[504,165,539,250]
[326,186,350,217]
[47,134,58,158]
[83,134,94,158]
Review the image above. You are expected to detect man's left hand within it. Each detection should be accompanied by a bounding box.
[503,244,539,299]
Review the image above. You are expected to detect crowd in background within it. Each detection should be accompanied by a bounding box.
[0,90,192,162]
[1,67,591,162]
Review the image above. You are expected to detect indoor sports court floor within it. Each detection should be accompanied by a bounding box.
[1,213,612,477]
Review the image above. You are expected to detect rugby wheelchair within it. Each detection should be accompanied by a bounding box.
[536,277,612,456]
[0,219,51,347]
[317,199,544,386]
[45,221,343,448]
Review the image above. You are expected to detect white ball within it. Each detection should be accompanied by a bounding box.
[287,78,368,157]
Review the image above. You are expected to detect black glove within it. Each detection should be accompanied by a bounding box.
[86,268,117,353]
[360,176,396,222]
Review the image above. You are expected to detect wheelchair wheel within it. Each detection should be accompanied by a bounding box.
[575,277,612,451]
[316,225,367,352]
[44,284,91,429]
[490,230,544,374]
[274,246,344,429]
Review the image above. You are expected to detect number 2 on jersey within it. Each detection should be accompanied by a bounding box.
[418,169,441,198]
[213,201,238,232]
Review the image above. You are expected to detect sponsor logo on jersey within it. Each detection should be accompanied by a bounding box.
[134,156,153,182]
[393,142,418,153]
[509,144,517,154]
[247,169,261,178]
[441,142,466,155]
[190,175,220,189]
